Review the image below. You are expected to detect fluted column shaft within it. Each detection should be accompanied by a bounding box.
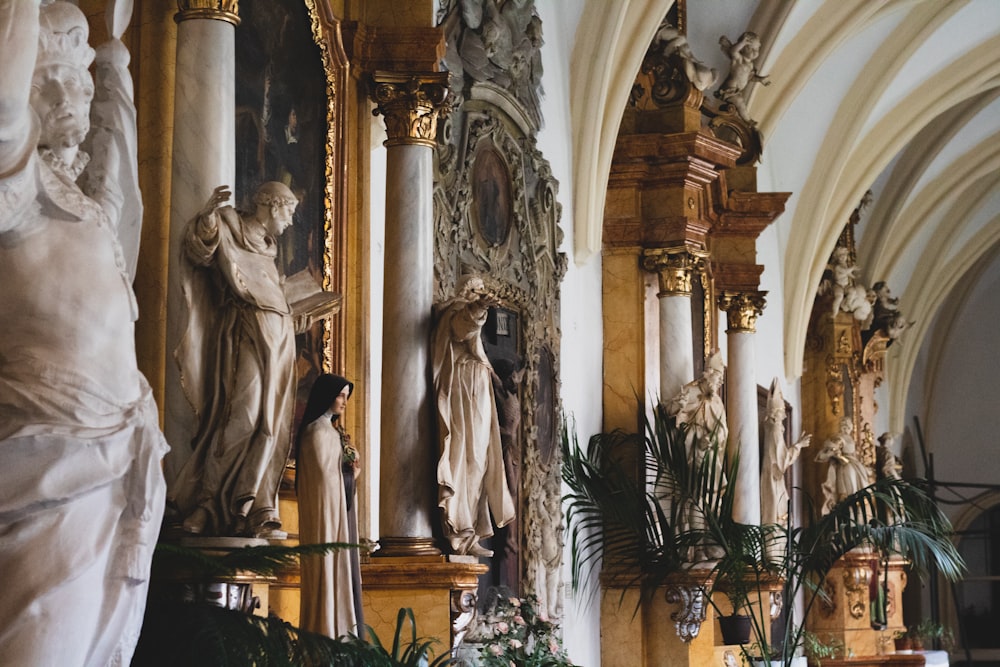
[164,3,238,472]
[371,73,448,556]
[642,248,706,401]
[719,291,766,525]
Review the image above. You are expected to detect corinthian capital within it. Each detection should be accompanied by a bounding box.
[718,290,767,333]
[175,0,240,25]
[641,247,708,297]
[371,72,450,148]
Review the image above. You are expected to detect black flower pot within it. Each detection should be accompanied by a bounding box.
[719,613,752,645]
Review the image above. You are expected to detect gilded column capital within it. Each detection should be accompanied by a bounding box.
[175,0,240,25]
[370,72,450,148]
[641,247,708,297]
[719,290,767,333]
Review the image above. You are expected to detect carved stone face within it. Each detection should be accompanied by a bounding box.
[330,385,351,416]
[264,200,297,236]
[31,63,93,150]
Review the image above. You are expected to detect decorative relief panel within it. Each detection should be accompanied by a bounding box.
[436,0,566,621]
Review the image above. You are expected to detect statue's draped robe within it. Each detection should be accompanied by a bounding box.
[297,418,363,638]
[433,298,514,554]
[172,206,296,535]
[0,151,167,665]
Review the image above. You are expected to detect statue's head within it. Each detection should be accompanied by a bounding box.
[32,1,95,151]
[704,351,725,390]
[253,181,299,236]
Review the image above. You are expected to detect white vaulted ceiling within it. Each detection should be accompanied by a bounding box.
[571,0,1000,434]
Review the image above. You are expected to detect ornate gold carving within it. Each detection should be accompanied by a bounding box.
[718,290,766,333]
[826,357,844,416]
[371,73,450,148]
[843,565,872,620]
[175,0,240,25]
[641,247,708,297]
[305,0,349,374]
[664,584,707,642]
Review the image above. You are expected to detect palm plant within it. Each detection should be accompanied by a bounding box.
[134,543,455,666]
[562,402,964,667]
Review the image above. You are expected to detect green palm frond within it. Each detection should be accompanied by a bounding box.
[562,400,965,667]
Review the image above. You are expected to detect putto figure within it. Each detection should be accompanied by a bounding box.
[716,31,771,124]
[0,2,167,665]
[433,275,515,557]
[171,182,303,539]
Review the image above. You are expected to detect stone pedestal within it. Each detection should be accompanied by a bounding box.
[362,556,486,655]
[600,569,783,667]
[807,552,910,660]
[150,536,275,618]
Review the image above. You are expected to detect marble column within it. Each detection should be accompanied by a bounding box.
[163,1,239,477]
[641,248,708,402]
[370,72,449,556]
[718,291,767,525]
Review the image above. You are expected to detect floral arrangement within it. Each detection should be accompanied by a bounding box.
[478,594,575,667]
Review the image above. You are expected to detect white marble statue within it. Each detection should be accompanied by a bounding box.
[170,182,310,539]
[760,379,810,527]
[652,22,718,91]
[0,2,167,665]
[823,244,874,324]
[296,374,365,640]
[876,432,903,480]
[815,417,871,514]
[433,275,515,557]
[716,31,771,124]
[665,351,728,561]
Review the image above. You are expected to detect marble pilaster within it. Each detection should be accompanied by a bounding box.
[163,5,238,477]
[371,72,448,556]
[719,290,766,525]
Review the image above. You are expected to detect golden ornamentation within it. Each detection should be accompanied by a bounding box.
[371,72,450,148]
[641,247,708,297]
[818,577,837,617]
[305,0,348,373]
[826,357,843,416]
[861,422,876,468]
[175,0,240,25]
[718,290,766,333]
[843,565,872,620]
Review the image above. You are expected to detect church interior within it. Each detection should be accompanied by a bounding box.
[3,0,1000,665]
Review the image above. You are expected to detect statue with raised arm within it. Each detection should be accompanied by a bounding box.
[716,31,770,124]
[760,379,810,526]
[0,2,167,665]
[170,181,336,539]
[433,275,515,557]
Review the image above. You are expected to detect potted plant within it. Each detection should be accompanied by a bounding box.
[562,402,965,667]
[893,628,914,653]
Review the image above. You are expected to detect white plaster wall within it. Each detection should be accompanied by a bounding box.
[534,2,603,663]
[909,252,1000,522]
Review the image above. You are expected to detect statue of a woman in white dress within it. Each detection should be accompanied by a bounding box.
[296,374,364,639]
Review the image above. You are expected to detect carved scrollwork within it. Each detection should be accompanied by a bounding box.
[826,356,844,416]
[641,247,708,297]
[664,584,707,642]
[371,73,450,147]
[843,565,872,620]
[435,0,565,622]
[451,589,478,649]
[718,290,767,333]
[818,577,837,618]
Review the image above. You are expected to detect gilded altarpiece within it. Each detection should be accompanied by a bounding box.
[434,0,567,621]
[801,221,909,657]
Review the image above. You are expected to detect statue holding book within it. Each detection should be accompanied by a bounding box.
[170,181,340,538]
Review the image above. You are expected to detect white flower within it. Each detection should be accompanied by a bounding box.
[489,644,503,656]
[497,621,510,634]
[510,639,523,649]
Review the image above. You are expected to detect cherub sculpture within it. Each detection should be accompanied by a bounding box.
[716,31,771,124]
